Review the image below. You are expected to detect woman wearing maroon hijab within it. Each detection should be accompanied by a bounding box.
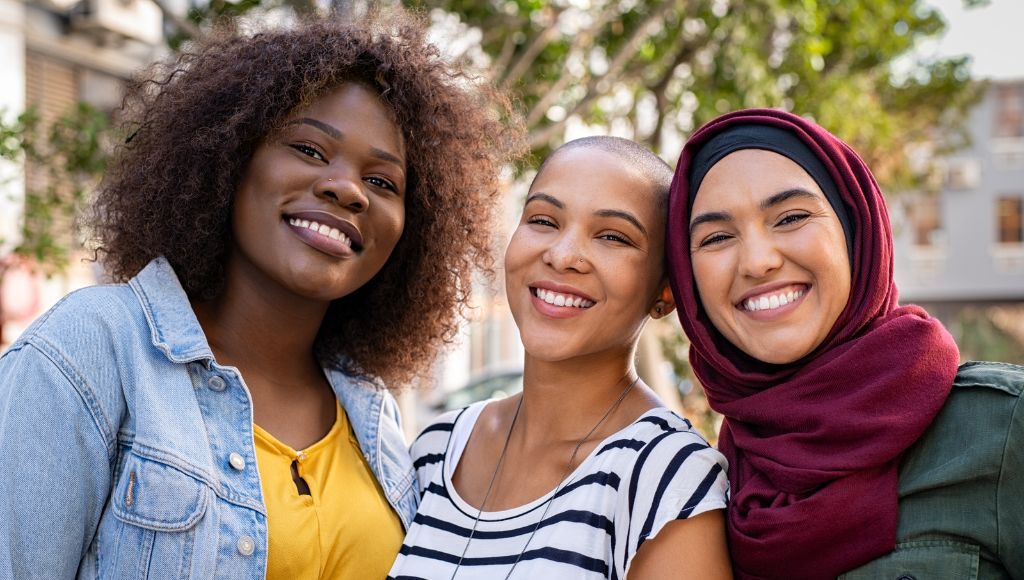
[666,108,1024,579]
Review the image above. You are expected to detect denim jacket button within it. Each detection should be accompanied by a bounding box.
[237,536,255,556]
[228,453,245,471]
[208,376,226,391]
[207,375,226,393]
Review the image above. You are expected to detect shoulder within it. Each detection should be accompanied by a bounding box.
[934,361,1024,438]
[951,360,1024,397]
[611,409,728,569]
[624,408,724,461]
[610,408,728,506]
[17,283,138,335]
[0,283,140,457]
[408,406,474,481]
[411,407,467,458]
[900,361,1023,492]
[5,282,146,373]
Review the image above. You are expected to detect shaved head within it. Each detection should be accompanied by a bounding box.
[534,136,673,205]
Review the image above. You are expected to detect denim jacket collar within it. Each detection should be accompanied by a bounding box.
[129,257,216,365]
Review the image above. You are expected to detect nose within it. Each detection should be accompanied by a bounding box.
[315,168,369,214]
[542,229,589,273]
[737,232,784,279]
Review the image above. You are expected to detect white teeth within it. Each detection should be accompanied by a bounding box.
[287,218,352,247]
[744,289,805,312]
[535,288,594,309]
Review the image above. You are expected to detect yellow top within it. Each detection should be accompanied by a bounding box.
[253,401,404,580]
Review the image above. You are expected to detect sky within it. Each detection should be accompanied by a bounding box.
[923,0,1024,80]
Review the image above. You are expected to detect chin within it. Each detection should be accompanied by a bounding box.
[743,341,816,365]
[520,337,576,362]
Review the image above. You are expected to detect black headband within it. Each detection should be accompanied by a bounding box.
[687,124,854,260]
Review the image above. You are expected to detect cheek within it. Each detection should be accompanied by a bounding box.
[824,255,852,315]
[503,228,535,275]
[230,190,261,242]
[376,202,406,252]
[692,255,730,308]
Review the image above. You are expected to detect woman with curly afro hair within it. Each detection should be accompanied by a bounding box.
[0,9,525,580]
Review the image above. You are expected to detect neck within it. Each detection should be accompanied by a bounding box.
[516,347,639,443]
[193,256,329,380]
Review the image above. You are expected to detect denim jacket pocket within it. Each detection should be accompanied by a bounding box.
[101,451,212,579]
[839,540,980,580]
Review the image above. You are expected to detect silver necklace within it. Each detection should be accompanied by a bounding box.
[449,373,640,580]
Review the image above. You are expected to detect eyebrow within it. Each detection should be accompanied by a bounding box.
[689,187,822,234]
[287,117,405,167]
[524,192,564,209]
[525,192,647,235]
[595,209,647,236]
[760,188,820,210]
[290,117,341,140]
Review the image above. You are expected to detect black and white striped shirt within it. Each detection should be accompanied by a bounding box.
[388,402,728,580]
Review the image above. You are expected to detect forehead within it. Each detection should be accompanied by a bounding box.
[532,147,658,212]
[291,84,404,147]
[692,148,821,210]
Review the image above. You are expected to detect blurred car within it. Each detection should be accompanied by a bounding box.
[436,369,523,412]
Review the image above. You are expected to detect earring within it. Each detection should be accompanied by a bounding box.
[655,305,663,316]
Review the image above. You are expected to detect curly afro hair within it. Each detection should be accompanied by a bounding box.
[90,10,527,388]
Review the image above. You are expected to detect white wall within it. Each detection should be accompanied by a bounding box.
[0,0,26,254]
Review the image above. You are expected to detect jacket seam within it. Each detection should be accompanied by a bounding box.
[22,338,116,459]
[995,381,1022,562]
[127,440,266,514]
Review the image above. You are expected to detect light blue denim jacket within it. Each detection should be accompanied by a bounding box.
[0,257,418,579]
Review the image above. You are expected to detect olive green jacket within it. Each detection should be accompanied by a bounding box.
[841,361,1024,580]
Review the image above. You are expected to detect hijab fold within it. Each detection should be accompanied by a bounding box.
[667,109,960,579]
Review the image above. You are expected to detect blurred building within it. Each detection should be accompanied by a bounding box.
[0,0,179,345]
[893,79,1024,361]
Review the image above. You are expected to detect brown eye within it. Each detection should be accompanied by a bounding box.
[777,213,810,227]
[365,176,397,192]
[698,233,732,247]
[289,143,325,162]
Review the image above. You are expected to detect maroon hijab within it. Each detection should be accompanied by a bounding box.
[666,109,960,579]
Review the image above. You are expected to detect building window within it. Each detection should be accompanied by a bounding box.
[995,85,1024,139]
[997,196,1024,244]
[945,159,980,189]
[909,195,943,246]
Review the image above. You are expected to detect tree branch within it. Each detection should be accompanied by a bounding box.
[489,21,521,83]
[527,0,681,148]
[524,4,623,127]
[499,6,567,88]
[647,31,707,147]
[151,0,202,41]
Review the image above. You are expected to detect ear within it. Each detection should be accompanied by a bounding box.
[650,281,677,319]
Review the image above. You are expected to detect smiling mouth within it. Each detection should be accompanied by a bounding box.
[287,217,363,252]
[531,287,595,308]
[740,285,807,312]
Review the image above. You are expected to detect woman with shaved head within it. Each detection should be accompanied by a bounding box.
[390,136,731,580]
